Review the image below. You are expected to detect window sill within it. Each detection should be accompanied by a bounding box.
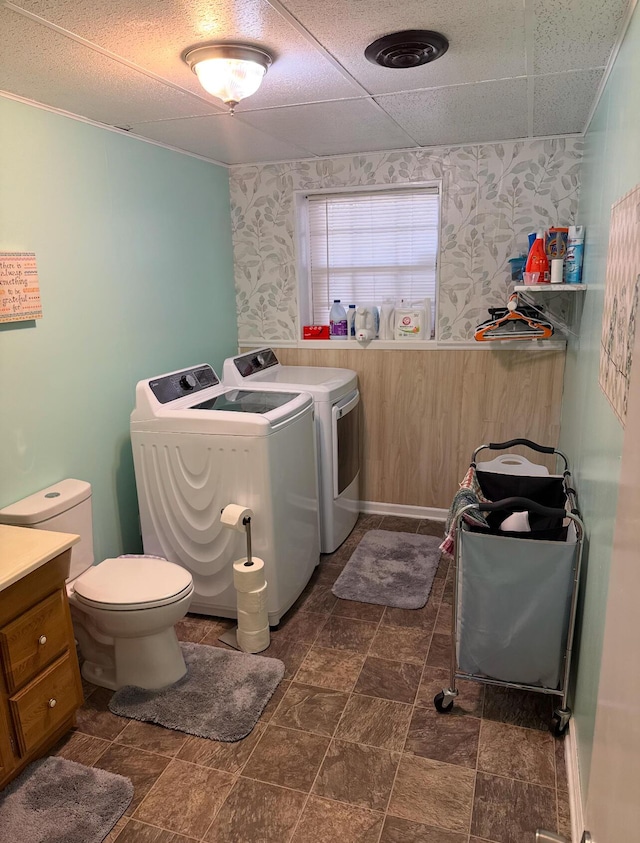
[239,338,567,351]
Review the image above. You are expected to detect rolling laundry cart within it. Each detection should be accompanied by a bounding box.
[434,439,584,736]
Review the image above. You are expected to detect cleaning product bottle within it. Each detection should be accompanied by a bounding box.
[394,299,426,339]
[565,226,585,284]
[423,297,433,339]
[354,306,378,341]
[525,231,550,283]
[379,300,395,340]
[329,300,347,339]
[346,304,357,339]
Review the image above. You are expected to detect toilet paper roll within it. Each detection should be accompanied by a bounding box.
[233,557,266,593]
[237,607,270,633]
[236,582,268,614]
[237,625,270,654]
[220,504,253,532]
[550,259,564,284]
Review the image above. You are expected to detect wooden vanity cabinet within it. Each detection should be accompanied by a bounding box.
[0,545,83,789]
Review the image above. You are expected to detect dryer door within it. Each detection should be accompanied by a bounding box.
[332,390,360,499]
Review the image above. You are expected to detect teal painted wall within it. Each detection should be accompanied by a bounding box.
[559,4,640,804]
[0,97,237,562]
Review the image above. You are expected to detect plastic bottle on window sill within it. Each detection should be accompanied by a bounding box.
[525,232,550,283]
[394,300,427,340]
[329,300,348,339]
[346,304,357,339]
[379,301,395,340]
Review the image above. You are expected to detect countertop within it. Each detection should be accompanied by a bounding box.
[0,525,79,592]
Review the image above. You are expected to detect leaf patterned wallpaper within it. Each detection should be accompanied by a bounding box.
[230,138,583,343]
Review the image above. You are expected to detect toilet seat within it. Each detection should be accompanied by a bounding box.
[72,556,193,612]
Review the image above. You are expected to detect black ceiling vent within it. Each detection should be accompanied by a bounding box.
[365,30,449,68]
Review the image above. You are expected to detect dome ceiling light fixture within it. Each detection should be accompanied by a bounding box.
[183,43,273,114]
[364,30,449,68]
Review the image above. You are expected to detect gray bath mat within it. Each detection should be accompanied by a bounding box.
[109,642,285,742]
[332,530,441,609]
[0,756,132,843]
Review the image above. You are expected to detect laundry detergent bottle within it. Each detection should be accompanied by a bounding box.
[354,305,379,341]
[525,232,550,283]
[329,300,348,339]
[378,300,395,340]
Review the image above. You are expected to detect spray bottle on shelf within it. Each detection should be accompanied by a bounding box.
[525,232,550,283]
[329,300,348,339]
[565,226,585,284]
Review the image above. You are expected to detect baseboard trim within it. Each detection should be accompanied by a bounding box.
[564,722,584,843]
[361,500,447,521]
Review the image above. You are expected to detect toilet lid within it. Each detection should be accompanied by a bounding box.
[73,557,193,608]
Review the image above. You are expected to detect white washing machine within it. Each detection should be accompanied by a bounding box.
[223,348,360,553]
[130,364,319,625]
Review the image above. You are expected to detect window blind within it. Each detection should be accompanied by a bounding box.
[306,187,440,326]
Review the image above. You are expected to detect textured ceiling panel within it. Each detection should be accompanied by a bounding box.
[128,114,313,164]
[277,0,527,94]
[375,78,528,146]
[0,7,218,125]
[532,0,628,75]
[0,0,627,162]
[8,0,362,108]
[239,98,417,155]
[533,69,604,136]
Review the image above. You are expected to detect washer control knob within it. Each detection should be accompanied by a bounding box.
[179,373,197,391]
[48,698,57,709]
[256,354,265,367]
[38,635,47,646]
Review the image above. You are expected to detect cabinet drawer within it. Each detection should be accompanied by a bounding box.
[9,652,81,756]
[0,590,69,692]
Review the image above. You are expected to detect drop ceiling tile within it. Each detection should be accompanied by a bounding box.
[278,0,526,94]
[533,68,604,136]
[532,0,628,75]
[375,78,528,146]
[0,7,216,125]
[240,98,417,155]
[9,0,361,109]
[128,114,313,164]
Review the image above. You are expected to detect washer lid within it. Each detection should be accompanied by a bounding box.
[190,389,301,414]
[224,353,357,402]
[73,557,193,606]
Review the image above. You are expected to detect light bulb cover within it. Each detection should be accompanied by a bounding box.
[184,44,272,110]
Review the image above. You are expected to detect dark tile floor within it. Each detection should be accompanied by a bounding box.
[50,514,570,843]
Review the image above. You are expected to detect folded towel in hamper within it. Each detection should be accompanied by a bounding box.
[440,466,491,557]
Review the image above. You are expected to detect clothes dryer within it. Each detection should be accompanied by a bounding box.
[131,364,319,625]
[223,348,359,552]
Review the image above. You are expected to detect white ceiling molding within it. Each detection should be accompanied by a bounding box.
[0,89,230,166]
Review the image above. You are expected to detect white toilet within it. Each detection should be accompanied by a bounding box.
[0,479,194,691]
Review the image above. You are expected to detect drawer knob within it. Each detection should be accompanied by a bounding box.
[48,698,57,709]
[38,635,47,646]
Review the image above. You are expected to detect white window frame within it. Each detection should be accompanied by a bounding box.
[294,181,442,342]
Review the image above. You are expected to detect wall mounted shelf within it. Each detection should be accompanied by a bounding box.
[513,283,587,339]
[514,283,586,292]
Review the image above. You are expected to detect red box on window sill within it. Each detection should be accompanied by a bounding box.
[303,325,330,339]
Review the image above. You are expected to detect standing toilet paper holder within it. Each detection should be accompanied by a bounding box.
[218,504,271,654]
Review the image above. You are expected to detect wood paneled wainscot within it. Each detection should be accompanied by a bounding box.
[0,525,83,788]
[271,347,566,510]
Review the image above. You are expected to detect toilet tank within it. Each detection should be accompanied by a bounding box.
[0,479,95,579]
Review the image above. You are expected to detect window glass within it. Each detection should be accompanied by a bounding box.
[306,187,440,328]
